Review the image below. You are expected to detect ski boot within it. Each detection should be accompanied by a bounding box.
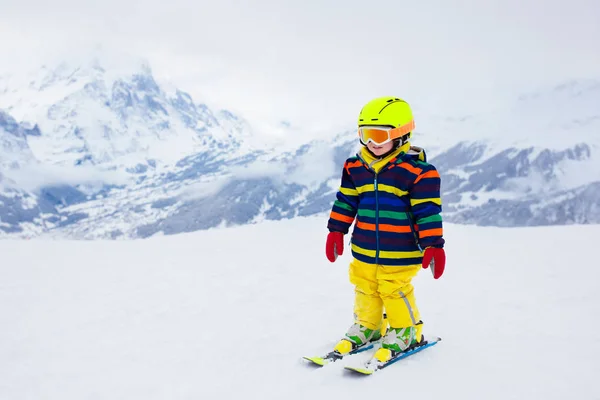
[373,321,424,363]
[333,322,385,355]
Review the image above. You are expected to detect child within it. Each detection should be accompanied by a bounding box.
[325,96,446,363]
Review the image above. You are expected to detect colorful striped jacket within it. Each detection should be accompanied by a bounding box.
[327,146,445,266]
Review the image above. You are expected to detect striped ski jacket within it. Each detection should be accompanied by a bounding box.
[327,146,445,266]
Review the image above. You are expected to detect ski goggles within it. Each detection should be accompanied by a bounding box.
[358,120,415,145]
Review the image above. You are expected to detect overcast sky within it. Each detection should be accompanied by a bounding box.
[1,0,599,135]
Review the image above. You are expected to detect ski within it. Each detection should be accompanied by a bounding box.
[302,341,379,367]
[344,336,441,375]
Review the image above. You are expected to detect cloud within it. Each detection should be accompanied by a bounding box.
[1,0,599,135]
[280,143,336,188]
[4,163,131,192]
[178,179,230,202]
[230,141,336,188]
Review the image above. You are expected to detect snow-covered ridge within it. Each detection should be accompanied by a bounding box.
[1,57,599,238]
[0,59,258,170]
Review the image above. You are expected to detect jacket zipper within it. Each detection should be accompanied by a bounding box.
[362,155,393,263]
[374,173,379,264]
[360,152,423,258]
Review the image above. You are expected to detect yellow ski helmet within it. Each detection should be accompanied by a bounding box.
[358,97,414,131]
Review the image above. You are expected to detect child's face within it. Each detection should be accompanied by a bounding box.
[366,141,394,156]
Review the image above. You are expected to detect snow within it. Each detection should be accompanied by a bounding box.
[456,190,521,208]
[0,216,598,399]
[3,60,600,238]
[0,57,261,177]
[281,142,337,188]
[554,148,600,190]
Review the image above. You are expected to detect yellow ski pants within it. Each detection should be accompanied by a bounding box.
[349,258,421,330]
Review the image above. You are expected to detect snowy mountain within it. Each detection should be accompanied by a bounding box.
[437,142,600,225]
[0,111,55,235]
[0,110,40,170]
[0,58,270,237]
[1,58,599,238]
[1,216,598,399]
[427,79,600,225]
[0,60,256,169]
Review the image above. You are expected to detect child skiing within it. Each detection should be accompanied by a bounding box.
[325,96,446,365]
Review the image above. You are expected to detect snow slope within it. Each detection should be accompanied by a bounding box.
[0,216,598,399]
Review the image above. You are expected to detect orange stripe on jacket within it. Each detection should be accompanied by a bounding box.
[356,221,412,233]
[414,169,440,184]
[419,228,443,238]
[330,211,355,224]
[345,160,363,174]
[397,163,422,176]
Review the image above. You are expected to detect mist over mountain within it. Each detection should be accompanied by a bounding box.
[1,57,599,238]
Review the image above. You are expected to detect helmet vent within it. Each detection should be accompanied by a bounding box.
[379,99,406,114]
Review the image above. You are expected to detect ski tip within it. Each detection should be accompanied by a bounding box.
[426,336,442,343]
[344,366,374,375]
[302,356,328,366]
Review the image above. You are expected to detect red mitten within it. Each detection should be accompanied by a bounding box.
[325,231,344,262]
[422,247,446,279]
